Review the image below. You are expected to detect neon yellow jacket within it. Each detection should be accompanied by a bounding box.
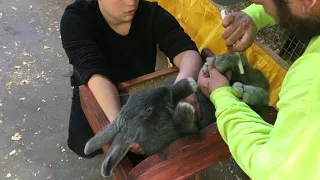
[209,4,320,180]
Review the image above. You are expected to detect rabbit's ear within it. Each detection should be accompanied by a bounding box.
[100,132,137,177]
[84,120,120,155]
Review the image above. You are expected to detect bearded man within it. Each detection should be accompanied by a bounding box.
[197,0,320,179]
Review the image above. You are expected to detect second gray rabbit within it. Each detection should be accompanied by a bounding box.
[202,52,270,109]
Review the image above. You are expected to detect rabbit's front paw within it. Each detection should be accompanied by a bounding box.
[202,57,215,76]
[202,62,210,76]
[187,77,198,92]
[232,82,244,98]
[202,56,228,75]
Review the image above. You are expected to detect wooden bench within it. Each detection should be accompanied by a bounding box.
[79,48,278,180]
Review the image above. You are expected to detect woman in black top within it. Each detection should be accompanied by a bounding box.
[60,0,203,158]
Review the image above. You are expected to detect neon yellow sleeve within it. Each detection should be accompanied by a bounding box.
[209,51,320,179]
[242,4,277,30]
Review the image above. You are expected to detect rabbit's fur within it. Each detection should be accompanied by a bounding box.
[202,53,270,109]
[84,77,204,177]
[84,52,270,177]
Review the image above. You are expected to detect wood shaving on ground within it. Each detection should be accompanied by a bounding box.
[43,45,50,50]
[22,52,32,57]
[9,150,16,156]
[0,120,3,125]
[5,173,12,178]
[11,133,22,141]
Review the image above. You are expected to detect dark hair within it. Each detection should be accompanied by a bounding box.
[277,0,290,4]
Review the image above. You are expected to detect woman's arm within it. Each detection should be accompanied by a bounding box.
[153,4,204,119]
[154,4,204,79]
[60,7,121,122]
[173,50,203,82]
[87,74,121,122]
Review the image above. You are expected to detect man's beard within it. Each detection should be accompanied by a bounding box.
[274,1,320,41]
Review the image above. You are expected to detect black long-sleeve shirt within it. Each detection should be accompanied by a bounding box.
[60,0,199,87]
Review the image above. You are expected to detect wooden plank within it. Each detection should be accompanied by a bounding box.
[79,85,133,180]
[117,66,179,92]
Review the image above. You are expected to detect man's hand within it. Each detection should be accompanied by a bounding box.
[222,11,258,52]
[197,65,232,98]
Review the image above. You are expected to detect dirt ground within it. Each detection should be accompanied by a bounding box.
[0,0,109,179]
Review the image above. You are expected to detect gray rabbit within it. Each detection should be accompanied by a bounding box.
[83,53,270,177]
[84,77,203,177]
[202,52,270,109]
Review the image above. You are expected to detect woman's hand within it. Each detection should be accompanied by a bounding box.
[130,143,145,155]
[222,11,258,52]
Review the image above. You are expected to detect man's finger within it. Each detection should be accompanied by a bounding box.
[222,14,234,28]
[232,32,253,52]
[225,25,245,47]
[198,78,210,97]
[198,67,209,80]
[208,64,222,78]
[222,24,238,41]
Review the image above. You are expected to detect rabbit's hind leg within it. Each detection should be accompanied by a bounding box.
[232,82,269,107]
[173,102,199,136]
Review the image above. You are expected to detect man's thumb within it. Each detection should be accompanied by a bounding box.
[208,65,221,77]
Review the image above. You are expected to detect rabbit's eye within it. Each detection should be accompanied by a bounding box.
[147,107,152,112]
